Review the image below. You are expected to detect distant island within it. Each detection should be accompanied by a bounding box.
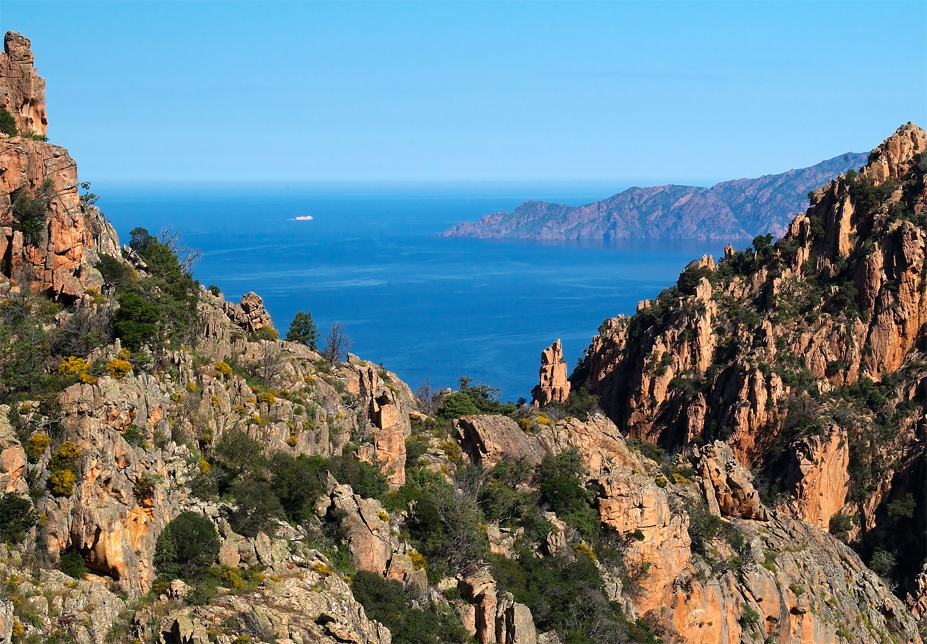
[443,151,869,241]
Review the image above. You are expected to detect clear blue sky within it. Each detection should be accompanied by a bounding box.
[2,1,925,185]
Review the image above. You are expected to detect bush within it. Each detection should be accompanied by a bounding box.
[564,387,599,419]
[438,392,480,419]
[399,468,488,576]
[887,493,916,521]
[26,433,50,461]
[96,254,129,286]
[351,571,472,644]
[255,327,279,341]
[207,285,221,296]
[828,512,853,542]
[59,549,87,579]
[113,292,160,351]
[49,441,81,474]
[0,494,36,544]
[11,179,54,246]
[535,450,599,540]
[271,453,328,524]
[490,550,657,644]
[50,469,77,496]
[154,512,220,581]
[106,358,132,379]
[0,109,16,136]
[869,548,895,576]
[738,604,760,629]
[228,480,283,537]
[286,311,319,349]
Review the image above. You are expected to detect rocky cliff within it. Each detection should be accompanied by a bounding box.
[573,122,927,614]
[0,32,47,137]
[443,152,868,242]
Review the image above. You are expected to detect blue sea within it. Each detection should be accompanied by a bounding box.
[95,183,725,401]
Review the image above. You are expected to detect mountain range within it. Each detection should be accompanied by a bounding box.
[444,151,869,242]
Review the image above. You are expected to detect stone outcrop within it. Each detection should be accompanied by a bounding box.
[0,32,47,136]
[133,551,393,644]
[459,568,537,644]
[455,415,547,467]
[694,441,768,520]
[531,339,570,407]
[0,407,27,494]
[222,291,274,332]
[348,358,411,485]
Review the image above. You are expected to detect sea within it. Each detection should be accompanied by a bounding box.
[95,183,727,401]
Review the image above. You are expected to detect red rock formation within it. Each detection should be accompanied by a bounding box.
[574,122,927,609]
[0,32,47,136]
[223,291,274,332]
[531,339,570,407]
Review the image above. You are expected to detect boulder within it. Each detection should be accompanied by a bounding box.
[455,415,546,467]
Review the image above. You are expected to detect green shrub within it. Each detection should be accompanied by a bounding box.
[887,493,916,520]
[10,179,54,246]
[564,386,600,419]
[96,254,130,286]
[113,291,160,351]
[438,378,517,420]
[351,571,472,644]
[490,551,658,644]
[398,468,488,577]
[0,109,16,136]
[0,494,36,544]
[154,512,220,581]
[59,549,87,579]
[828,512,853,542]
[535,450,599,540]
[228,480,283,537]
[738,604,760,629]
[270,453,327,523]
[207,284,221,296]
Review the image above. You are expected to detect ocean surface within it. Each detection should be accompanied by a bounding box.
[95,183,727,401]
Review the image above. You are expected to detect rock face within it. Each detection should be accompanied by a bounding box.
[0,136,119,297]
[444,152,869,241]
[223,291,274,332]
[0,32,119,299]
[0,32,47,136]
[575,122,927,605]
[531,340,570,407]
[694,441,768,520]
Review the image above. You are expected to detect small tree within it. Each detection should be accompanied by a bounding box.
[286,311,319,349]
[154,512,220,580]
[322,322,353,367]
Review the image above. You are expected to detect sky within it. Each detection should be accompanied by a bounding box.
[1,1,925,185]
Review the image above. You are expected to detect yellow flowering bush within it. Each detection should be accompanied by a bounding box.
[106,359,132,379]
[50,469,76,496]
[215,361,232,378]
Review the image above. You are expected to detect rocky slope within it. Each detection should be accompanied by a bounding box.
[443,152,868,242]
[0,30,922,644]
[572,122,927,614]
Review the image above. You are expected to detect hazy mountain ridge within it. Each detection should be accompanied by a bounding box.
[444,151,870,242]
